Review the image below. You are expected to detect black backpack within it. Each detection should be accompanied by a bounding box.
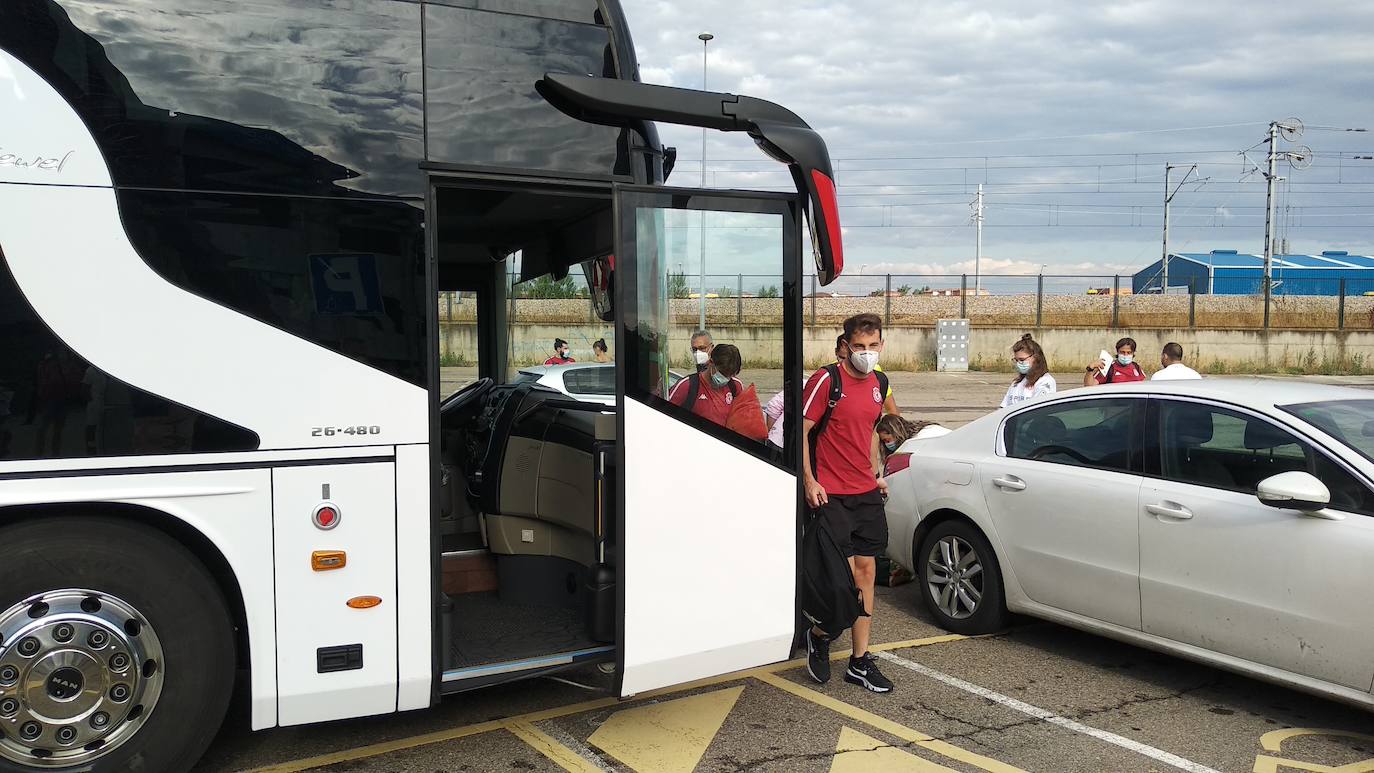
[801,507,868,637]
[681,372,739,407]
[806,363,889,476]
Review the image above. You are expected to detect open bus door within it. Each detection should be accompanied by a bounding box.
[612,187,802,695]
[540,71,844,696]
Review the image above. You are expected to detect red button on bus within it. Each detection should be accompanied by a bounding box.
[312,503,341,530]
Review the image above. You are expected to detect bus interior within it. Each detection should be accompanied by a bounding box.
[433,181,619,687]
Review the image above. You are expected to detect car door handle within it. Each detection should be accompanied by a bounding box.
[992,476,1026,491]
[1146,503,1194,520]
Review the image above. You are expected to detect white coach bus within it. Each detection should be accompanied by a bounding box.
[0,0,847,769]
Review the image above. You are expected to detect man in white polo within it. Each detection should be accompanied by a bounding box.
[1152,342,1201,380]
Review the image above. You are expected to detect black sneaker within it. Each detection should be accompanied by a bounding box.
[844,653,894,693]
[806,629,831,684]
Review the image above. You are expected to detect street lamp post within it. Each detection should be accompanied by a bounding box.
[698,32,712,331]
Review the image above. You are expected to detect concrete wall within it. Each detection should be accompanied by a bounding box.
[441,321,1374,373]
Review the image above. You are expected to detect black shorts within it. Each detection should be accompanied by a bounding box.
[815,489,887,558]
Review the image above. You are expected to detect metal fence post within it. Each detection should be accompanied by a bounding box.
[809,274,817,326]
[1035,274,1044,328]
[960,274,967,319]
[1189,278,1197,328]
[737,273,744,324]
[884,274,892,327]
[446,291,453,321]
[1339,278,1347,330]
[1111,275,1120,328]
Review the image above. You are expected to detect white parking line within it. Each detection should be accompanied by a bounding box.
[874,651,1221,773]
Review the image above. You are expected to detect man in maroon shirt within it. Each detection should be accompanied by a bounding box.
[543,338,575,366]
[666,344,744,427]
[801,313,894,694]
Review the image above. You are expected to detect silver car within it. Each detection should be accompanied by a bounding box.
[514,363,684,406]
[884,379,1374,711]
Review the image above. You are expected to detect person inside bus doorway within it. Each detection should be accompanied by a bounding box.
[544,338,575,366]
[1083,336,1145,387]
[689,330,713,373]
[802,313,895,695]
[667,343,744,426]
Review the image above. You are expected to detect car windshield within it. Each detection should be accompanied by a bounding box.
[1282,399,1374,463]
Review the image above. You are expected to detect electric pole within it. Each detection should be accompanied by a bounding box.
[1262,121,1280,327]
[1161,163,1197,294]
[974,184,983,294]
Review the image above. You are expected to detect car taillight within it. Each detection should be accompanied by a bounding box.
[886,454,911,474]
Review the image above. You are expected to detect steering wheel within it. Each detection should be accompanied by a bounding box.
[1029,444,1092,464]
[441,377,494,421]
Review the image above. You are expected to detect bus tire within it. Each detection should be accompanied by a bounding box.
[0,516,235,773]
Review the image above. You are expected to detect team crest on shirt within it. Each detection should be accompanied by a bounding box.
[872,387,882,403]
[725,391,734,405]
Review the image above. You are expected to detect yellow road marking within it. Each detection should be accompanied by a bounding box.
[507,721,605,773]
[754,671,1024,773]
[587,686,744,773]
[1253,728,1374,773]
[831,727,959,772]
[249,633,972,772]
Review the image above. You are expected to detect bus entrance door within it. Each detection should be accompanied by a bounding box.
[613,186,802,695]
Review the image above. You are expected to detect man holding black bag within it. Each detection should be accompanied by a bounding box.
[799,313,894,694]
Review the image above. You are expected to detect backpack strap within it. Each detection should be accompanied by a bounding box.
[807,364,843,476]
[683,372,700,407]
[874,370,889,406]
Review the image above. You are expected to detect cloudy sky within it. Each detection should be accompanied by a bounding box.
[621,0,1374,286]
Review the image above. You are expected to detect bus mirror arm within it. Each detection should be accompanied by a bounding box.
[538,73,845,284]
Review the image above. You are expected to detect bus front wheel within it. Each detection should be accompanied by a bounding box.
[0,516,235,772]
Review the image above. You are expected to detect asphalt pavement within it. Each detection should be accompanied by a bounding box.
[197,581,1374,772]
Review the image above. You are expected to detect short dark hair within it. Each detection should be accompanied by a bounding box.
[554,338,568,349]
[1115,337,1137,353]
[834,334,846,355]
[842,313,883,342]
[711,344,742,377]
[593,338,607,353]
[1162,342,1184,361]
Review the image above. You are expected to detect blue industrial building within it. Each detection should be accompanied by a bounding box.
[1133,250,1374,295]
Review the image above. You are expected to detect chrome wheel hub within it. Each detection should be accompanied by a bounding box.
[926,536,984,620]
[0,590,163,767]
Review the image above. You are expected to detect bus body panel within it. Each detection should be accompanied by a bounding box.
[395,443,435,712]
[619,399,797,695]
[0,48,430,453]
[273,462,399,725]
[0,468,280,729]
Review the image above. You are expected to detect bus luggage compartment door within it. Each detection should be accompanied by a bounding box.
[614,186,802,696]
[272,461,398,724]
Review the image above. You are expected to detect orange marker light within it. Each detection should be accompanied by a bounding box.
[311,551,347,571]
[346,596,382,609]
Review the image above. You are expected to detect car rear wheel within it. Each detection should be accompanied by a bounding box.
[917,519,1007,635]
[0,517,235,772]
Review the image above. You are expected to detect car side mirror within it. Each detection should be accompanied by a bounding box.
[1256,471,1340,519]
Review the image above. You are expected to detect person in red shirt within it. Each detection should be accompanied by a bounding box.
[801,313,894,695]
[543,338,575,366]
[1083,336,1146,386]
[665,344,744,427]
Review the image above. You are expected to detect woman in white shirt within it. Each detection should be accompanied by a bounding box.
[1001,333,1057,408]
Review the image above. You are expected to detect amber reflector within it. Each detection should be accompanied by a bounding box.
[311,551,347,571]
[346,596,382,609]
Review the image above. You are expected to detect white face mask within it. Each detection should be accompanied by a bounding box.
[693,349,710,367]
[849,350,880,374]
[1117,354,1133,366]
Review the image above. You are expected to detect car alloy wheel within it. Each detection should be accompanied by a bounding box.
[925,535,984,620]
